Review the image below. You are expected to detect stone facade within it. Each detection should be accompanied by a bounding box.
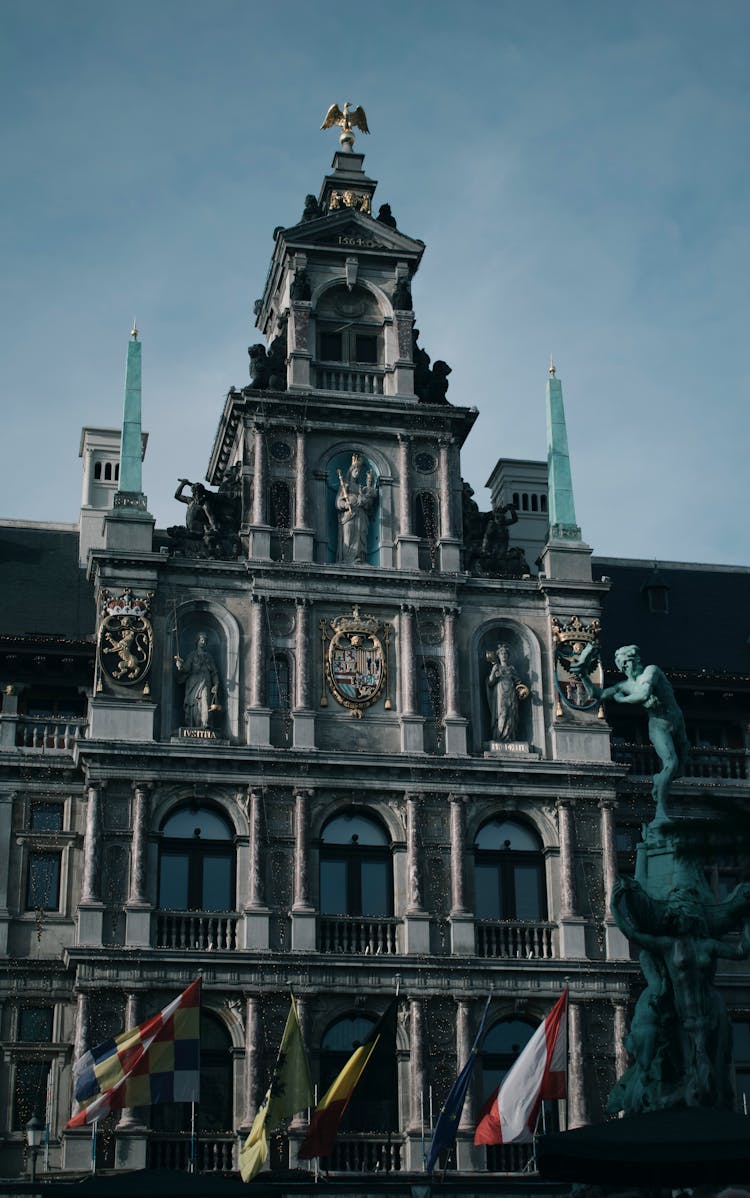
[1,141,749,1184]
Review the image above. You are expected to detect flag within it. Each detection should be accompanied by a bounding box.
[297,996,397,1161]
[474,988,568,1146]
[66,978,201,1128]
[239,995,313,1182]
[426,995,491,1173]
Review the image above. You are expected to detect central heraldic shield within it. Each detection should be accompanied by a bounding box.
[321,607,391,717]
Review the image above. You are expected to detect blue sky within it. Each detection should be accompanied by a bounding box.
[2,0,748,565]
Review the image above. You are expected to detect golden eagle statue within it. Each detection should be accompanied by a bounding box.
[321,102,370,148]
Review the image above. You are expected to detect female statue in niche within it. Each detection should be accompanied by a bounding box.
[174,633,221,729]
[335,453,378,564]
[486,642,530,741]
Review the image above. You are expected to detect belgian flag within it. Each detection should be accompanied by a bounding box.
[297,996,397,1160]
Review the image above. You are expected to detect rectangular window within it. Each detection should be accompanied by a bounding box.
[354,335,378,364]
[19,1007,54,1042]
[30,802,63,832]
[158,853,189,909]
[320,332,343,361]
[360,860,388,917]
[202,855,233,911]
[475,864,499,920]
[514,864,544,921]
[13,1060,51,1130]
[25,852,61,911]
[320,860,347,915]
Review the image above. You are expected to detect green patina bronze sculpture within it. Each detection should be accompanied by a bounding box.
[570,643,750,1115]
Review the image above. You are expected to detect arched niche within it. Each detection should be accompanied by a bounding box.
[319,442,392,567]
[168,601,240,739]
[470,619,545,753]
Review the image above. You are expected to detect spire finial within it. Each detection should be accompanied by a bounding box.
[131,319,139,340]
[321,101,370,151]
[549,354,556,377]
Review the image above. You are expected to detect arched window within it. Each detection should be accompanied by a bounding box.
[114,463,120,481]
[512,492,519,508]
[316,286,383,370]
[268,653,291,710]
[151,1010,233,1139]
[480,1017,559,1168]
[540,494,548,513]
[320,812,391,917]
[158,805,235,912]
[319,1013,398,1138]
[521,493,529,511]
[474,818,546,921]
[104,462,112,480]
[531,494,538,512]
[94,462,102,480]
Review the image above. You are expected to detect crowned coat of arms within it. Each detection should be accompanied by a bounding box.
[320,606,391,717]
[97,589,154,692]
[551,614,603,714]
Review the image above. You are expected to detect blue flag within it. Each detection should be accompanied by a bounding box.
[426,995,491,1173]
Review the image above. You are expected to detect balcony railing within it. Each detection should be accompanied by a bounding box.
[316,366,384,395]
[476,920,556,960]
[155,911,239,951]
[319,916,400,955]
[14,716,86,752]
[613,743,748,781]
[323,1134,402,1173]
[147,1135,234,1173]
[486,1142,537,1173]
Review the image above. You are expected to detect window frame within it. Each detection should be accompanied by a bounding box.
[473,818,547,922]
[319,812,393,919]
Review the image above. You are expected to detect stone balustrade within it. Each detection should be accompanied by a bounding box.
[154,911,238,951]
[319,915,400,955]
[475,919,556,960]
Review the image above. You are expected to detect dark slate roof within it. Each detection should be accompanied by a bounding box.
[0,523,95,641]
[592,556,750,678]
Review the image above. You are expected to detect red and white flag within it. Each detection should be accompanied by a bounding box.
[474,988,567,1146]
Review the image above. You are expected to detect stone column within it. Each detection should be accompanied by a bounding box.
[246,596,271,747]
[399,605,423,753]
[442,607,467,754]
[613,999,630,1081]
[248,790,264,908]
[437,437,460,571]
[567,999,589,1128]
[291,789,315,950]
[293,598,315,749]
[396,435,419,570]
[128,785,150,905]
[125,783,151,947]
[81,784,102,904]
[118,994,143,1128]
[289,995,310,1132]
[557,798,586,958]
[449,795,474,954]
[409,999,426,1131]
[293,427,314,561]
[72,992,90,1112]
[0,790,14,953]
[457,1000,474,1130]
[599,798,629,958]
[243,995,262,1125]
[405,793,429,953]
[79,782,104,945]
[249,421,271,558]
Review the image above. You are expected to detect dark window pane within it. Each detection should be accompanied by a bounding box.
[30,802,63,832]
[26,853,61,910]
[354,335,378,364]
[322,1016,375,1052]
[320,332,343,361]
[514,863,544,920]
[361,860,389,916]
[19,1007,54,1041]
[476,819,540,852]
[13,1060,50,1130]
[415,492,438,540]
[475,863,499,919]
[202,855,233,911]
[418,663,442,719]
[270,480,291,530]
[320,860,347,914]
[159,853,189,909]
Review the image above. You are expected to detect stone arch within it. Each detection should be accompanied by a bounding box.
[311,794,404,847]
[311,277,391,321]
[318,441,394,567]
[465,798,557,853]
[150,786,249,840]
[469,618,545,753]
[168,599,240,738]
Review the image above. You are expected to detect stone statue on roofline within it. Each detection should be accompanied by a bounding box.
[166,466,242,560]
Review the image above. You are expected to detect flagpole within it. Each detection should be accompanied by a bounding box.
[90,1120,97,1174]
[420,1090,425,1170]
[564,980,570,1132]
[190,1101,196,1174]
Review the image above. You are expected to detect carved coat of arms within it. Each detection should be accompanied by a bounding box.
[97,589,154,691]
[551,614,602,714]
[320,606,391,717]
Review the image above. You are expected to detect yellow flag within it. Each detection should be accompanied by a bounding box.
[239,996,312,1183]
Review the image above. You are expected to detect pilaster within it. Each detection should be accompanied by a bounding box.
[78,783,104,946]
[293,426,315,561]
[125,783,152,947]
[244,789,270,950]
[248,422,271,559]
[557,797,587,959]
[291,789,316,950]
[600,797,630,958]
